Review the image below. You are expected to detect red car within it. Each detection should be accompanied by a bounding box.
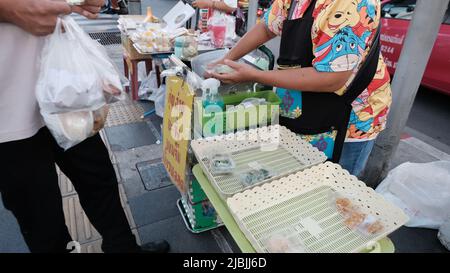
[381,0,450,95]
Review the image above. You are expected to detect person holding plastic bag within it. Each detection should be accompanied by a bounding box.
[0,0,169,253]
[193,0,238,40]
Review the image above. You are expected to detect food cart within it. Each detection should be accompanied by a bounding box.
[117,2,409,253]
[155,51,409,253]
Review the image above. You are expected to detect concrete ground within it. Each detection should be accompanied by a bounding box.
[0,1,449,253]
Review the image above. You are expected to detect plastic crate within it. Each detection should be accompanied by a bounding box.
[188,178,208,203]
[181,196,223,229]
[195,90,281,136]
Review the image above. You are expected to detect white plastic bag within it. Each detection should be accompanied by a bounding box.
[376,161,450,229]
[36,16,126,149]
[36,16,125,114]
[138,71,158,100]
[154,84,166,118]
[42,105,109,150]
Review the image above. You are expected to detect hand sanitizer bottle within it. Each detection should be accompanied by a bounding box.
[202,78,224,113]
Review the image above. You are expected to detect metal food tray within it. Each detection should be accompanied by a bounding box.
[226,162,409,253]
[191,125,327,199]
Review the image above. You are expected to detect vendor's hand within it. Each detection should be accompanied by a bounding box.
[71,0,103,19]
[192,0,213,9]
[204,57,227,78]
[211,60,260,84]
[0,0,71,36]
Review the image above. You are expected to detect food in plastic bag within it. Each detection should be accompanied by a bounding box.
[174,35,198,61]
[209,153,235,175]
[204,64,235,75]
[36,16,125,149]
[36,16,125,114]
[334,195,384,235]
[240,162,275,187]
[239,98,267,108]
[66,0,85,5]
[191,49,229,78]
[263,229,306,253]
[208,12,227,48]
[376,161,450,229]
[43,105,109,150]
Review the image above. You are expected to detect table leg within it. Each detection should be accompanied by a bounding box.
[155,64,161,87]
[145,59,153,75]
[131,60,139,100]
[123,56,130,93]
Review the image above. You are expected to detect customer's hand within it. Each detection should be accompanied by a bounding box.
[71,0,104,19]
[0,0,71,36]
[192,0,213,9]
[211,60,260,84]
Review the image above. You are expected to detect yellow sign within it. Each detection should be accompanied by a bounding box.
[163,76,194,194]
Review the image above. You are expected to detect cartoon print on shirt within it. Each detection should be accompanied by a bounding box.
[354,0,379,36]
[348,59,392,139]
[265,0,391,141]
[355,60,392,122]
[315,0,361,37]
[314,26,367,72]
[264,0,289,35]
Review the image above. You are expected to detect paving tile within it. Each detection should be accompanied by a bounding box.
[78,229,141,253]
[113,144,163,198]
[216,226,240,253]
[0,209,29,253]
[390,140,439,169]
[128,185,180,227]
[58,172,77,197]
[145,115,163,139]
[137,215,223,253]
[119,184,137,229]
[136,159,172,191]
[62,195,102,244]
[105,100,145,128]
[104,122,158,152]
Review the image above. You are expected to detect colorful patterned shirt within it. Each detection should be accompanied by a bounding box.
[264,0,392,142]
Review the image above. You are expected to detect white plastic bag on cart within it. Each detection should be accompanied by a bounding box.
[376,161,450,229]
[36,16,126,149]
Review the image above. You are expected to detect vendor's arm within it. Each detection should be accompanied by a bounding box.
[214,0,377,93]
[225,23,277,61]
[193,0,236,14]
[213,60,352,92]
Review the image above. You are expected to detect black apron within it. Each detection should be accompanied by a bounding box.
[277,0,381,162]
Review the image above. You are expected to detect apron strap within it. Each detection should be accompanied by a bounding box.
[288,0,317,20]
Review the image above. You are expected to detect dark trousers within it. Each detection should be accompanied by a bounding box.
[0,127,138,253]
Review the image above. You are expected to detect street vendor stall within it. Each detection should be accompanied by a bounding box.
[157,50,408,252]
[116,1,409,253]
